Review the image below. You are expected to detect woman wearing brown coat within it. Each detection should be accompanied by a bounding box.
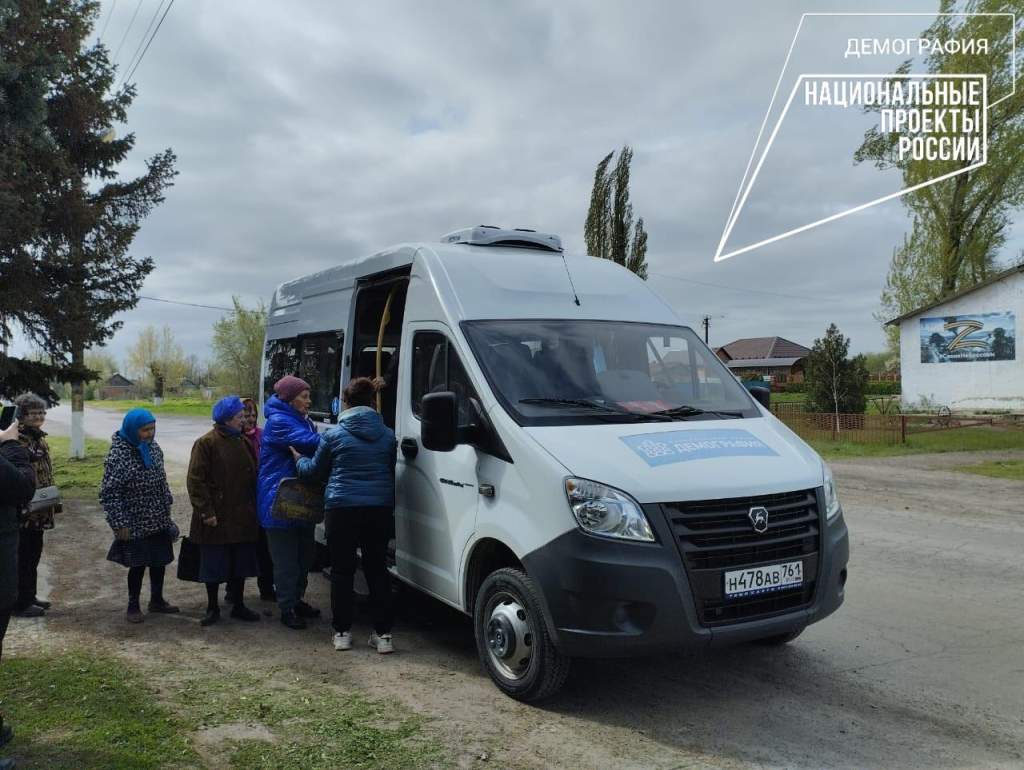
[186,396,261,626]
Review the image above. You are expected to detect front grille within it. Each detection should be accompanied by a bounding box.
[663,489,820,626]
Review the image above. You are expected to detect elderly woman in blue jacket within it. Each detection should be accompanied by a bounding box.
[257,376,322,629]
[292,377,397,654]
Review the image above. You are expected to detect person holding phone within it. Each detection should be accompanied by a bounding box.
[1,415,36,762]
[13,392,62,618]
[100,409,180,623]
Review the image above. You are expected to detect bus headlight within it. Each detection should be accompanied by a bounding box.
[565,478,655,542]
[823,464,842,521]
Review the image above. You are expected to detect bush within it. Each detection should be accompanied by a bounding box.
[784,382,808,393]
[865,381,901,395]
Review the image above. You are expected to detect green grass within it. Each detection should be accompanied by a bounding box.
[954,459,1024,481]
[46,435,110,496]
[87,397,213,417]
[173,670,444,770]
[0,653,200,769]
[810,427,1024,459]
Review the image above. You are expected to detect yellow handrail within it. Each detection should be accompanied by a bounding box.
[375,284,398,412]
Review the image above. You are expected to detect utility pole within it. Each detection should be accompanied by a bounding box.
[701,315,711,345]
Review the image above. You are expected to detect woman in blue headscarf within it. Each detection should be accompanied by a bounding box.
[186,396,262,626]
[100,408,179,623]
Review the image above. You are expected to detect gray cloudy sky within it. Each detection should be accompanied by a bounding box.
[22,0,1023,366]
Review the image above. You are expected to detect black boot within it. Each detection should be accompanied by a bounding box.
[148,599,180,614]
[200,608,221,627]
[230,604,260,622]
[295,600,320,618]
[280,609,306,630]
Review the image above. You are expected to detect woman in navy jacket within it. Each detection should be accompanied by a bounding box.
[257,376,321,629]
[293,377,397,654]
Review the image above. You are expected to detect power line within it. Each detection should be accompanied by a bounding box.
[97,0,118,44]
[116,0,164,88]
[121,0,175,87]
[649,271,833,302]
[138,295,234,312]
[111,0,144,66]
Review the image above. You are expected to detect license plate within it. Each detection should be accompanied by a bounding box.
[724,561,803,598]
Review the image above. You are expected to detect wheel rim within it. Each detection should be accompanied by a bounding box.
[484,591,534,681]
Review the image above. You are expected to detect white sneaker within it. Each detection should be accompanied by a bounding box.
[333,631,352,651]
[368,632,393,654]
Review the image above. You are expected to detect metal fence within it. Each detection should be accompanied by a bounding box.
[770,404,905,444]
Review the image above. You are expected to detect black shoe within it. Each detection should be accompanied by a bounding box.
[200,609,221,627]
[280,609,307,630]
[295,600,320,618]
[147,600,180,614]
[31,598,51,610]
[230,605,260,622]
[14,604,44,618]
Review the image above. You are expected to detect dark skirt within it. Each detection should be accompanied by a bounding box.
[198,542,259,583]
[107,532,175,569]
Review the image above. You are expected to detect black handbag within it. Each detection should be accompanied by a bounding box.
[176,536,202,583]
[270,477,326,524]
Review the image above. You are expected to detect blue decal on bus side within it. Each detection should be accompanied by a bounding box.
[620,429,778,466]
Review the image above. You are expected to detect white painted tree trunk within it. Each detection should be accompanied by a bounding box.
[71,403,85,459]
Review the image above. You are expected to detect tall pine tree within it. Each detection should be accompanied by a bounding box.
[1,0,177,456]
[584,145,648,278]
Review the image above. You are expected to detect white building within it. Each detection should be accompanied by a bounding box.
[888,263,1022,412]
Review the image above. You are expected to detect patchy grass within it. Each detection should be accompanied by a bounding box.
[954,459,1024,481]
[46,435,110,496]
[811,427,1024,459]
[173,669,444,770]
[0,652,199,770]
[87,398,213,417]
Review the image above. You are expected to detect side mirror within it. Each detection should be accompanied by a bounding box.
[421,391,458,451]
[748,385,770,410]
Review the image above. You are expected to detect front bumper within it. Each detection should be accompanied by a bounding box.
[521,500,849,658]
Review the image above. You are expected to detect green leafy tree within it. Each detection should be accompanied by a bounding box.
[584,145,648,278]
[127,326,187,400]
[211,298,267,398]
[2,1,177,456]
[806,324,870,425]
[857,3,1024,330]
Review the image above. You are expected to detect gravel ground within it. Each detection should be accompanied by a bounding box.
[16,409,1024,768]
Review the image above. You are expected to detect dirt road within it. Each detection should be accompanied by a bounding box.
[7,444,1023,769]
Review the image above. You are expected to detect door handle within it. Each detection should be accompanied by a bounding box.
[400,437,418,460]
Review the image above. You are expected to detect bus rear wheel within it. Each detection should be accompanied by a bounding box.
[473,568,570,702]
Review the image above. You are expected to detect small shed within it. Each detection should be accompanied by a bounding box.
[887,263,1022,411]
[98,373,137,400]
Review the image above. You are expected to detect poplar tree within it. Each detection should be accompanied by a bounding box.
[584,145,648,278]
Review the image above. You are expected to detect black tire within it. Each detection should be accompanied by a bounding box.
[473,567,570,702]
[753,629,804,646]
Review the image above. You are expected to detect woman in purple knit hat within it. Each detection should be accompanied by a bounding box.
[256,376,322,629]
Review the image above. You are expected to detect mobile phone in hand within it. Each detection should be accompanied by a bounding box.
[0,405,18,430]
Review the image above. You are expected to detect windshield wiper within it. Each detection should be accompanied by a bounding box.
[519,398,673,422]
[651,405,744,420]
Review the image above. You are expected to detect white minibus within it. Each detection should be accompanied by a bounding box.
[261,226,849,701]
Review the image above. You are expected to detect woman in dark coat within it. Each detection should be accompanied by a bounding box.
[294,377,397,654]
[14,392,62,617]
[100,409,180,623]
[186,396,261,626]
[0,418,35,762]
[237,397,274,603]
[257,376,322,630]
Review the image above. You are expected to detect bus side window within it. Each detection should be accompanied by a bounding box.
[264,337,298,400]
[299,332,344,422]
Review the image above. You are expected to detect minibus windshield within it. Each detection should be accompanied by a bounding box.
[462,320,760,426]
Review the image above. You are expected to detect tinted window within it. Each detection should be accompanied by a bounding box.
[299,332,344,419]
[264,337,298,402]
[411,331,478,425]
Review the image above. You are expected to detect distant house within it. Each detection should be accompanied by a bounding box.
[98,373,137,400]
[715,336,810,383]
[886,263,1022,411]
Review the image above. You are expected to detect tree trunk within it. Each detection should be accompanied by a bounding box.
[70,340,85,459]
